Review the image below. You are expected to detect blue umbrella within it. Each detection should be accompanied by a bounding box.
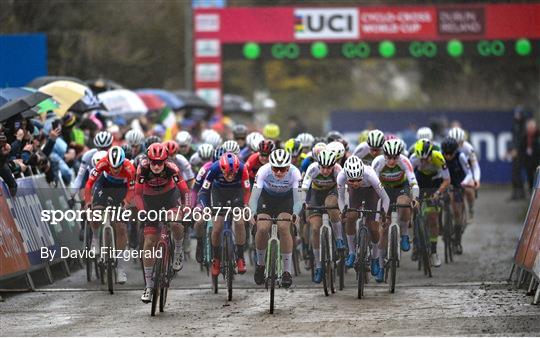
[136,89,185,110]
[0,88,33,106]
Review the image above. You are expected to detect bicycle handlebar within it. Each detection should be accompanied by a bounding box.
[305,205,340,211]
[343,206,383,215]
[256,217,293,223]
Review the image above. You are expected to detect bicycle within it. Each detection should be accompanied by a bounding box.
[305,205,340,296]
[83,218,100,282]
[257,216,293,314]
[441,191,454,264]
[211,200,237,301]
[414,194,434,278]
[97,205,117,295]
[150,220,176,316]
[384,202,412,293]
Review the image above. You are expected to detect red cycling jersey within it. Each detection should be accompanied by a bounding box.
[133,158,191,211]
[84,157,136,205]
[245,152,264,180]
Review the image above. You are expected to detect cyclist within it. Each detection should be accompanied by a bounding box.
[337,155,390,282]
[84,146,136,284]
[407,127,440,155]
[232,124,248,150]
[250,149,302,288]
[301,149,344,284]
[125,129,145,159]
[163,140,195,188]
[239,132,264,162]
[353,129,385,165]
[135,143,191,303]
[263,123,281,149]
[133,135,161,168]
[372,139,420,279]
[300,142,326,175]
[176,131,196,160]
[448,127,480,219]
[327,141,347,167]
[296,133,315,155]
[409,139,450,267]
[222,140,241,155]
[198,152,251,276]
[284,138,303,167]
[440,136,474,255]
[245,140,275,185]
[202,129,223,149]
[326,130,343,143]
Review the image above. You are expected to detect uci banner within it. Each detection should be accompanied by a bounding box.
[330,110,513,183]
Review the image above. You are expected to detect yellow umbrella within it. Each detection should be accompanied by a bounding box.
[38,80,87,117]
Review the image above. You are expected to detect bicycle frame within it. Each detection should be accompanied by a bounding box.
[319,213,334,263]
[387,208,401,263]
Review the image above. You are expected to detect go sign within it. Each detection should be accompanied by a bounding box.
[342,42,371,58]
[271,43,300,59]
[477,40,505,56]
[409,41,437,58]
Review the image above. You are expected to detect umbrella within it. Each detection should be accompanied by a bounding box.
[137,92,166,111]
[38,81,89,117]
[223,94,254,114]
[136,89,184,110]
[98,89,148,118]
[173,90,214,121]
[0,91,51,122]
[0,87,59,116]
[26,76,87,89]
[86,78,124,94]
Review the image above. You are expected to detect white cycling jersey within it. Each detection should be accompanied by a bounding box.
[171,154,195,181]
[248,163,303,216]
[352,142,382,166]
[460,141,481,182]
[301,162,342,191]
[189,152,203,168]
[71,148,98,190]
[336,166,390,213]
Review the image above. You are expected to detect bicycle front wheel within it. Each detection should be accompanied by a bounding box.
[321,230,330,296]
[268,240,277,314]
[389,226,398,293]
[224,235,234,301]
[356,229,368,299]
[151,249,163,316]
[104,229,114,295]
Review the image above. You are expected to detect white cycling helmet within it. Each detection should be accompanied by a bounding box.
[448,127,465,143]
[197,143,214,161]
[317,149,338,167]
[204,131,222,148]
[108,146,125,168]
[383,139,404,156]
[176,131,192,146]
[247,132,264,151]
[296,133,315,149]
[91,150,107,168]
[367,129,385,149]
[326,141,345,160]
[343,155,364,180]
[416,127,433,141]
[222,140,240,155]
[94,131,113,149]
[312,142,326,158]
[269,149,291,168]
[125,129,144,146]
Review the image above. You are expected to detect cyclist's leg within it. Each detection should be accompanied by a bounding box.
[324,193,344,248]
[309,214,323,269]
[277,212,293,273]
[397,193,412,251]
[254,213,272,265]
[211,216,224,260]
[464,185,475,218]
[142,228,158,289]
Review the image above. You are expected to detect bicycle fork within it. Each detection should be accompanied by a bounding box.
[386,211,401,263]
[319,214,334,262]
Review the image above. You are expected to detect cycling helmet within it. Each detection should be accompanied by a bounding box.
[222,140,240,154]
[94,131,113,149]
[145,135,161,147]
[367,129,385,149]
[91,150,107,167]
[343,156,364,180]
[175,131,192,146]
[213,146,227,162]
[201,129,213,141]
[204,131,222,148]
[164,140,179,156]
[296,133,315,149]
[258,139,275,156]
[383,139,404,156]
[284,138,302,157]
[121,144,133,160]
[108,146,125,168]
[125,129,144,146]
[269,149,291,168]
[448,127,465,143]
[219,152,240,175]
[197,143,214,161]
[263,123,280,139]
[416,127,433,141]
[232,124,248,139]
[337,138,349,152]
[312,142,326,158]
[247,132,265,151]
[317,149,338,167]
[441,136,459,155]
[326,130,343,143]
[414,139,433,159]
[326,141,345,160]
[147,143,168,161]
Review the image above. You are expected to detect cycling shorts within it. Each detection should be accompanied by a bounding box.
[305,187,337,218]
[92,176,127,207]
[257,189,293,218]
[142,188,181,229]
[211,187,244,216]
[348,186,379,222]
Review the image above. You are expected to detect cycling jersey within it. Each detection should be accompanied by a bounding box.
[409,151,450,180]
[460,141,481,182]
[445,151,473,187]
[133,158,190,211]
[193,161,214,193]
[84,157,136,205]
[198,161,251,207]
[407,141,440,158]
[238,146,252,163]
[189,152,203,169]
[336,166,390,213]
[71,148,98,190]
[352,142,382,166]
[300,153,315,174]
[170,153,195,182]
[372,154,418,189]
[248,163,303,217]
[245,152,265,180]
[301,162,342,191]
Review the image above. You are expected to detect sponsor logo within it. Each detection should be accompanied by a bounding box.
[294,8,359,39]
[195,14,220,32]
[196,63,221,82]
[438,8,484,36]
[196,39,220,57]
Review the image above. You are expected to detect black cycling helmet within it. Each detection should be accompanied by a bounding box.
[145,135,161,147]
[232,124,248,139]
[121,144,133,160]
[326,130,343,143]
[441,136,459,155]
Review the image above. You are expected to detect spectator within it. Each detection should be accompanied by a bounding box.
[519,117,540,193]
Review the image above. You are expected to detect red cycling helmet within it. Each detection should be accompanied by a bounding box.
[163,140,179,156]
[258,139,275,156]
[147,143,168,161]
[219,152,240,176]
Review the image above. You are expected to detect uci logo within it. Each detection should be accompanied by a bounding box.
[294,8,359,39]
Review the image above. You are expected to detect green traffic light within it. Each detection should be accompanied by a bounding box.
[311,42,328,59]
[515,38,532,56]
[447,39,463,57]
[379,40,396,58]
[243,42,260,60]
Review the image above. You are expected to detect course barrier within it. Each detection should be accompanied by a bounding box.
[0,174,81,290]
[511,166,540,305]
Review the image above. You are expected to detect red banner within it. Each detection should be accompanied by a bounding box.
[0,185,30,279]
